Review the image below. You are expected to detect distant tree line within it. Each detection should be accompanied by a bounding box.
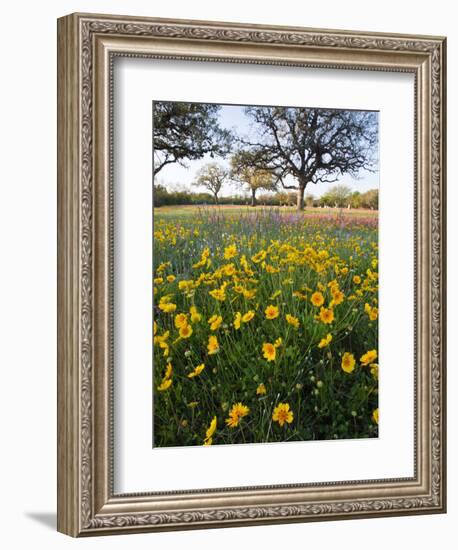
[314,185,378,209]
[154,183,379,210]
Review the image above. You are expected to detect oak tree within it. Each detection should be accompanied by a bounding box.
[153,102,233,176]
[242,107,378,210]
[194,163,228,204]
[230,151,277,206]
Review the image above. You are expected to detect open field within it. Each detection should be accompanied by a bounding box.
[154,204,378,220]
[153,206,379,447]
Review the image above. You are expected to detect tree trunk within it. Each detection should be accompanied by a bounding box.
[296,182,306,211]
[213,193,219,205]
[251,188,257,207]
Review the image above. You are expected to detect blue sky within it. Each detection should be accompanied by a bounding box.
[154,104,379,198]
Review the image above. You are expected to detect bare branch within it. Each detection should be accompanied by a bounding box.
[239,106,378,209]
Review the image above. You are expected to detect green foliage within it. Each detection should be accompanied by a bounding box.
[360,189,379,209]
[319,185,353,207]
[153,102,233,175]
[230,151,277,205]
[154,184,379,210]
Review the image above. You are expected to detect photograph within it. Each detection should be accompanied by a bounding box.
[152,101,380,448]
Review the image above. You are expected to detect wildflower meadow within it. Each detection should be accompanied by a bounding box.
[153,207,379,447]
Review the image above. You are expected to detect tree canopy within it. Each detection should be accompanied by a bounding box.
[240,106,378,210]
[320,184,353,207]
[194,163,229,204]
[230,151,277,206]
[153,102,233,176]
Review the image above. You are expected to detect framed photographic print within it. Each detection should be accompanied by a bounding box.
[57,13,446,536]
[152,99,380,449]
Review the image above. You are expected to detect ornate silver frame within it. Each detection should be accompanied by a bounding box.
[57,12,446,536]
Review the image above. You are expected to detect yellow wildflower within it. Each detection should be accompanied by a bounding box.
[225,403,249,428]
[189,306,201,323]
[208,314,223,331]
[233,312,242,330]
[179,324,193,339]
[365,303,378,321]
[285,314,300,329]
[166,274,176,283]
[319,307,334,324]
[164,362,173,380]
[224,244,238,259]
[203,415,217,445]
[372,408,379,424]
[154,331,169,345]
[223,263,236,276]
[154,331,170,357]
[242,310,255,323]
[157,378,172,391]
[207,335,219,355]
[341,352,356,373]
[241,256,254,276]
[360,349,378,366]
[188,363,205,379]
[311,291,325,307]
[266,264,280,274]
[256,383,267,395]
[331,289,345,306]
[156,261,171,273]
[262,342,276,362]
[178,280,195,292]
[174,313,188,329]
[159,294,173,304]
[193,247,211,269]
[252,250,266,263]
[242,288,256,299]
[265,304,279,320]
[158,302,177,313]
[209,285,226,302]
[272,403,294,427]
[157,361,172,392]
[318,333,332,348]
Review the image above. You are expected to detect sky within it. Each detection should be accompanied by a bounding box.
[154,103,379,199]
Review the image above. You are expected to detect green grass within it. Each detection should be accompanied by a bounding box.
[154,204,378,220]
